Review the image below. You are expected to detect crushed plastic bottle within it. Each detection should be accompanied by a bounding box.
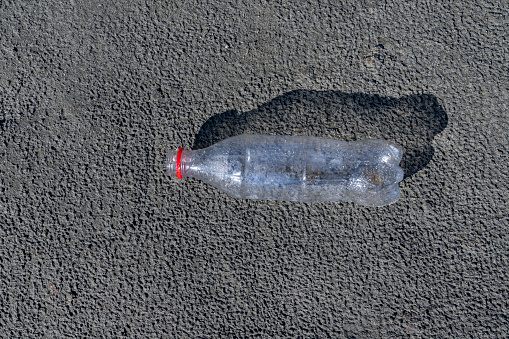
[167,134,404,206]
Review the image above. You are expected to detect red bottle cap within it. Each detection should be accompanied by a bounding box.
[176,148,184,179]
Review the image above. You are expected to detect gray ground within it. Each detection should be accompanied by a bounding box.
[1,0,507,337]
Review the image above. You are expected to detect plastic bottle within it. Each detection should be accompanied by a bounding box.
[167,134,404,206]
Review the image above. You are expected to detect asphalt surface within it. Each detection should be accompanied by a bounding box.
[1,1,508,337]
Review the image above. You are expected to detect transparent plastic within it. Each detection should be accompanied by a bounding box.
[167,134,404,206]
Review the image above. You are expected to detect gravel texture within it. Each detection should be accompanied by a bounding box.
[1,0,507,337]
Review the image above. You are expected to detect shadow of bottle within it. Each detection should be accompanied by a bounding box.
[193,90,448,179]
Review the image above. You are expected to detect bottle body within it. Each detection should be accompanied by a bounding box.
[168,134,404,206]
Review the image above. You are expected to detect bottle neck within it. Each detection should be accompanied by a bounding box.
[167,148,193,179]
